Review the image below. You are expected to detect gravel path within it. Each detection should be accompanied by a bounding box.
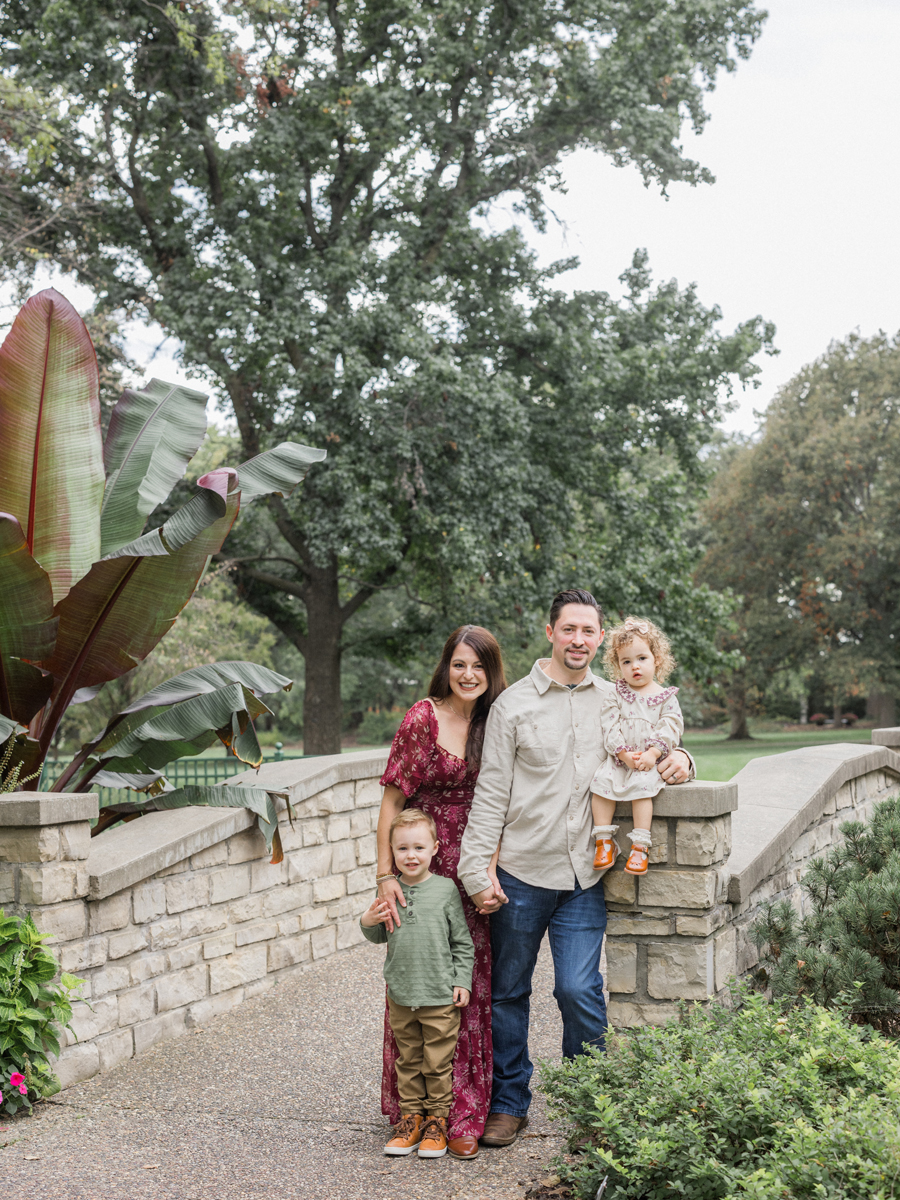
[0,940,569,1199]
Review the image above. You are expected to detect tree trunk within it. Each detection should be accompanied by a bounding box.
[867,690,897,729]
[832,687,842,729]
[799,694,808,725]
[302,558,344,755]
[726,674,753,740]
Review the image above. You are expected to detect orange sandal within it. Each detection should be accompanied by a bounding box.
[624,846,649,875]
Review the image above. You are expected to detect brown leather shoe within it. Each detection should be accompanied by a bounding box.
[480,1112,529,1146]
[384,1113,424,1155]
[417,1115,448,1158]
[447,1134,479,1160]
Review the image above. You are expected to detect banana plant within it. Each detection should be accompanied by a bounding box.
[0,289,325,861]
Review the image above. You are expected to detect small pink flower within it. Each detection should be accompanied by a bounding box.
[18,1085,26,1095]
[9,1072,24,1087]
[0,1091,3,1103]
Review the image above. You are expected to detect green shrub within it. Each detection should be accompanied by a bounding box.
[752,794,900,1029]
[357,709,403,746]
[0,911,84,1116]
[540,989,900,1199]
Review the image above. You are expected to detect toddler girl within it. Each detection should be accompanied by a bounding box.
[590,616,684,876]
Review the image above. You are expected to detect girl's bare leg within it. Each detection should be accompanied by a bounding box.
[631,798,653,832]
[591,794,616,828]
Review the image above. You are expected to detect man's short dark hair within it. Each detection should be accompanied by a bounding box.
[548,589,605,629]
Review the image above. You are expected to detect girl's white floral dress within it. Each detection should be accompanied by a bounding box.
[590,680,685,803]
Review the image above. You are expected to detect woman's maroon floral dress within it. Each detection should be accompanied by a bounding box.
[379,699,492,1139]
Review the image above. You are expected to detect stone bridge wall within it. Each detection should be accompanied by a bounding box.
[2,731,899,1086]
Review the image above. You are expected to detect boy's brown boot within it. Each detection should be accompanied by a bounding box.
[384,1113,424,1155]
[417,1115,449,1158]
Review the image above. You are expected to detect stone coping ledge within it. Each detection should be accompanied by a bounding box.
[873,727,900,747]
[226,748,390,798]
[615,779,737,819]
[727,743,900,904]
[0,793,99,827]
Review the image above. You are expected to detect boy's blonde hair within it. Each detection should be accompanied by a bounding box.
[389,808,438,843]
[603,616,676,683]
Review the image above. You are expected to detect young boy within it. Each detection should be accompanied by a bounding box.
[360,809,474,1159]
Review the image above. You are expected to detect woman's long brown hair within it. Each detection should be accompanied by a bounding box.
[428,625,506,768]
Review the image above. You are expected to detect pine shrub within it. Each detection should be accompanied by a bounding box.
[540,989,900,1199]
[751,793,900,1030]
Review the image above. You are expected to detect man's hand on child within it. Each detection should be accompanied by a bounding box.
[453,987,471,1008]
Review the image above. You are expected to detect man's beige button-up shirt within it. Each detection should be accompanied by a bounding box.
[458,659,692,896]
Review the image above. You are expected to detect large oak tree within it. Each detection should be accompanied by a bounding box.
[1,0,771,750]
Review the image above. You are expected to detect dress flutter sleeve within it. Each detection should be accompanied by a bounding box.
[647,693,685,758]
[380,700,435,798]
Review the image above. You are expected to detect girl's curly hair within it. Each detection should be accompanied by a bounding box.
[603,616,676,683]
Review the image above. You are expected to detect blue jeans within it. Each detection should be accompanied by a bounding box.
[490,866,608,1117]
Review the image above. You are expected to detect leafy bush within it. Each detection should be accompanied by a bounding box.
[0,911,84,1116]
[541,989,900,1199]
[752,794,900,1029]
[357,709,404,746]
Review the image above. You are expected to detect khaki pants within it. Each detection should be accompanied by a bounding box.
[387,998,460,1118]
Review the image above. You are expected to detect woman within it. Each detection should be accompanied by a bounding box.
[374,625,506,1161]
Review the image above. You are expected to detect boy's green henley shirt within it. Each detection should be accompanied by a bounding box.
[360,874,474,1008]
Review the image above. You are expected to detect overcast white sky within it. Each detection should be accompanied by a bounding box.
[5,0,897,436]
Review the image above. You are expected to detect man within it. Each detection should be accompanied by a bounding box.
[457,589,693,1147]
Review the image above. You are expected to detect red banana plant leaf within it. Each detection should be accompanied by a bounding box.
[0,514,57,723]
[0,290,105,603]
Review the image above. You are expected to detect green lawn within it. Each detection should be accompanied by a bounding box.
[684,727,874,782]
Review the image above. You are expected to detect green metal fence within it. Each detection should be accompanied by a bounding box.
[39,744,306,808]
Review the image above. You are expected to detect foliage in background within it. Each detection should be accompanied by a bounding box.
[698,332,900,735]
[541,988,900,1200]
[0,911,83,1115]
[752,794,900,1034]
[0,0,773,752]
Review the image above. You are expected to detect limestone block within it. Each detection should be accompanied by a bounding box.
[607,915,671,937]
[98,1028,134,1073]
[91,964,131,999]
[609,1000,678,1028]
[107,927,149,960]
[603,871,636,906]
[822,792,837,816]
[676,910,728,938]
[355,778,383,808]
[0,825,60,863]
[277,824,304,852]
[186,987,246,1029]
[148,918,181,951]
[835,782,853,810]
[355,835,377,866]
[606,942,637,993]
[263,882,312,918]
[336,920,365,951]
[229,894,267,923]
[330,840,357,874]
[55,1041,100,1087]
[69,996,118,1043]
[90,892,132,934]
[208,944,268,995]
[130,952,167,983]
[132,881,166,925]
[157,964,208,1012]
[59,822,91,862]
[165,874,209,914]
[311,924,337,960]
[209,864,251,906]
[245,974,275,1000]
[714,926,737,991]
[639,869,717,910]
[0,865,15,905]
[313,874,346,904]
[180,907,229,939]
[33,900,87,942]
[118,981,157,1026]
[268,934,312,971]
[235,921,278,946]
[167,944,203,972]
[204,933,235,959]
[133,1009,187,1055]
[190,842,228,870]
[790,832,812,863]
[250,858,289,893]
[647,942,713,1000]
[298,908,328,931]
[350,812,370,838]
[327,896,361,921]
[676,817,730,867]
[59,937,108,972]
[327,816,351,842]
[316,782,356,814]
[302,821,326,847]
[20,862,87,905]
[278,917,301,937]
[288,844,332,884]
[346,866,375,895]
[228,827,268,864]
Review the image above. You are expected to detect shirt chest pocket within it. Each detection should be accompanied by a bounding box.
[515,721,564,768]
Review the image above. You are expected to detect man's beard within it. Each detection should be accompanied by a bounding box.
[564,649,588,669]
